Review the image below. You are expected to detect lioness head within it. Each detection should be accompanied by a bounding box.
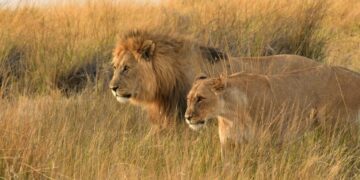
[185,74,225,130]
[109,39,157,103]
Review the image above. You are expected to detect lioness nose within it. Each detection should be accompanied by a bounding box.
[110,85,118,91]
[185,114,193,120]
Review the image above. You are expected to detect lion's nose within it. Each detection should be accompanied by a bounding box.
[110,85,118,91]
[185,114,193,120]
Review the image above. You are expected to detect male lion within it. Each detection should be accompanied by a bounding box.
[109,30,320,129]
[185,66,360,157]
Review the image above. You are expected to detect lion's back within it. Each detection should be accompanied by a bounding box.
[228,54,320,75]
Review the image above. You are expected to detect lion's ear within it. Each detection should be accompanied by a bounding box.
[211,78,225,94]
[139,40,155,61]
[194,73,208,81]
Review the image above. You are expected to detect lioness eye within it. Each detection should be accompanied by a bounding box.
[112,65,116,69]
[122,65,129,73]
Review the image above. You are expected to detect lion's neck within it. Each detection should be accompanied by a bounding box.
[154,78,190,121]
[218,87,248,117]
[217,87,254,144]
[217,114,254,145]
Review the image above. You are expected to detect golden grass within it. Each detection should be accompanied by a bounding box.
[1,92,359,179]
[1,0,360,179]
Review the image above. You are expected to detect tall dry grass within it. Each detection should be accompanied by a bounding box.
[0,0,360,179]
[1,92,360,179]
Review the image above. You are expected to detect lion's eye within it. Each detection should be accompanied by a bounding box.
[112,65,116,69]
[197,96,205,103]
[122,65,129,74]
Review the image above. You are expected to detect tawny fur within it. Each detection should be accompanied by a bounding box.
[110,30,320,129]
[186,65,360,156]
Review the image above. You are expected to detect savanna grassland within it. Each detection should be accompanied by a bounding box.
[1,0,360,179]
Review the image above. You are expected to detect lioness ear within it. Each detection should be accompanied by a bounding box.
[211,78,225,94]
[139,40,155,61]
[194,73,208,81]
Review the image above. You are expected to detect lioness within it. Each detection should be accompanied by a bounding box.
[109,30,320,129]
[185,66,360,156]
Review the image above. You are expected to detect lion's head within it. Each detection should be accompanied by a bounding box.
[109,39,156,103]
[109,30,199,126]
[185,74,226,130]
[110,31,185,104]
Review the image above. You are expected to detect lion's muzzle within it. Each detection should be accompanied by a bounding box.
[185,114,206,131]
[186,119,206,131]
[110,85,118,92]
[110,85,132,103]
[185,110,206,130]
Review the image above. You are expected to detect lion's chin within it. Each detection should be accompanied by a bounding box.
[112,90,132,103]
[116,96,130,103]
[186,119,206,131]
[188,124,205,131]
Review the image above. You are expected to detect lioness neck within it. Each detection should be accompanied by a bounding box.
[217,86,255,144]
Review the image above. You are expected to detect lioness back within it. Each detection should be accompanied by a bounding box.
[229,65,360,127]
